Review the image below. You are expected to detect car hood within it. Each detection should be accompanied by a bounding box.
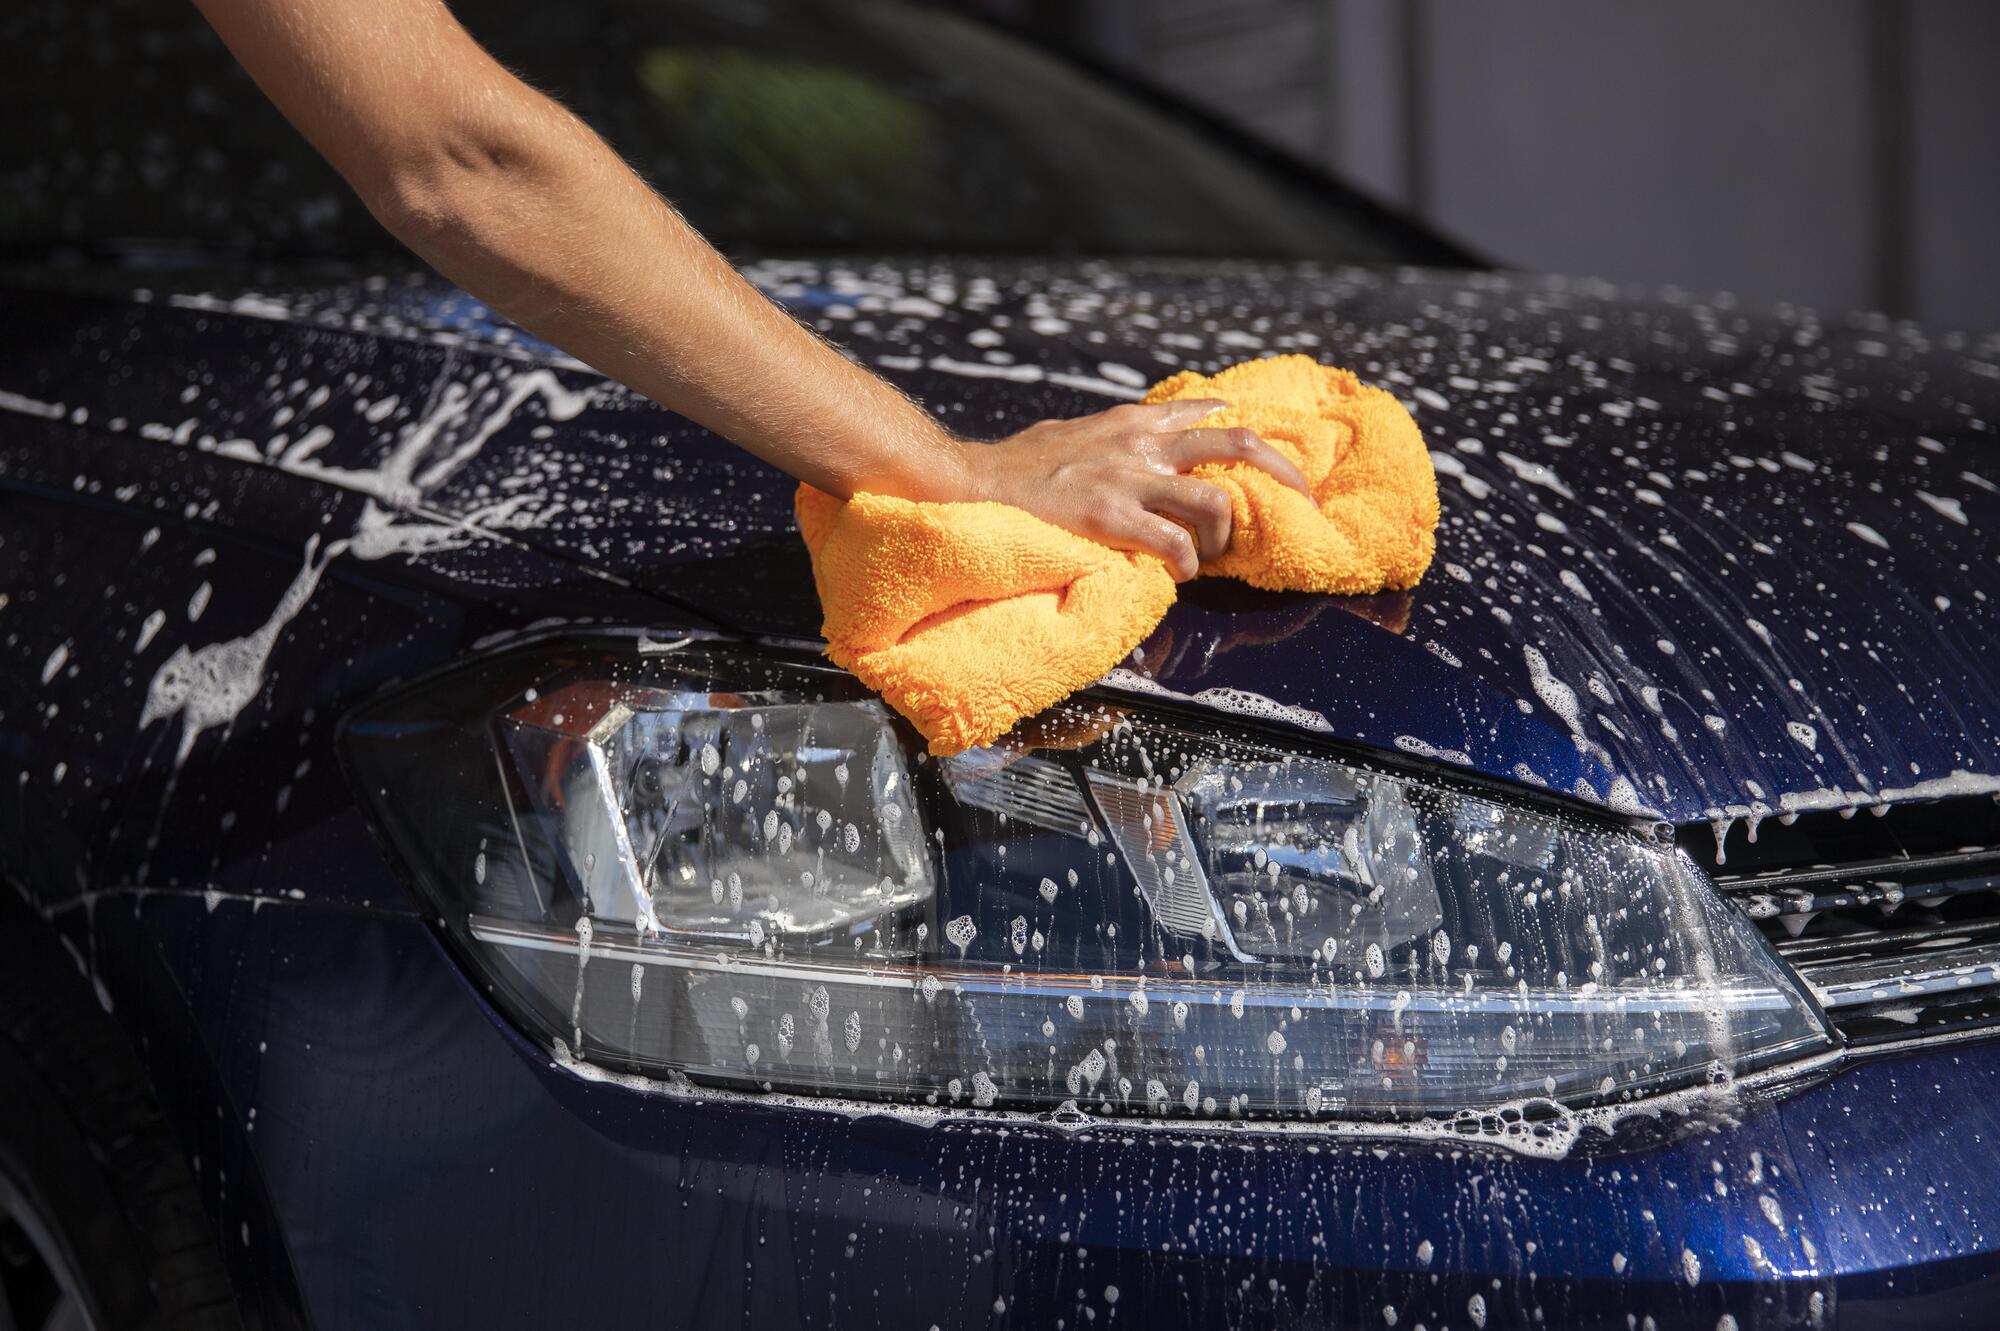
[10,258,1999,835]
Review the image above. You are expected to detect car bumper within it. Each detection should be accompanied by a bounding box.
[94,890,2000,1331]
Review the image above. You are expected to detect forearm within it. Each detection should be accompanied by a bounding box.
[194,0,1304,579]
[365,85,967,501]
[193,0,963,502]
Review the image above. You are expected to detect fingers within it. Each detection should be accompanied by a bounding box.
[1139,474,1234,564]
[1163,427,1311,496]
[1100,508,1201,581]
[1108,397,1227,432]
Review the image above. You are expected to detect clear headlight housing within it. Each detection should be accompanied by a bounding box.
[345,637,1829,1121]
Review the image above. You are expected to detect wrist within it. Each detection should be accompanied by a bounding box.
[879,427,981,505]
[933,434,984,504]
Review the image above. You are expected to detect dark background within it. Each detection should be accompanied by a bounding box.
[5,0,1994,332]
[975,0,2000,330]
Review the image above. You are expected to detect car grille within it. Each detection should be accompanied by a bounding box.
[1681,794,2000,1045]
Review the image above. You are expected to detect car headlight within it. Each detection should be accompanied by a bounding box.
[344,635,1829,1121]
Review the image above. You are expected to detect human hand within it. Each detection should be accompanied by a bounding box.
[955,399,1311,581]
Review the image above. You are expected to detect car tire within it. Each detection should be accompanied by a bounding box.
[0,888,240,1331]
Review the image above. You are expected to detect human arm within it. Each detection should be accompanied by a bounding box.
[192,0,1307,578]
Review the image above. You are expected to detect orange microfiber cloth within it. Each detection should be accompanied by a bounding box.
[795,355,1439,754]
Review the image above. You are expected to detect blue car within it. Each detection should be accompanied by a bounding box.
[3,2,1998,1328]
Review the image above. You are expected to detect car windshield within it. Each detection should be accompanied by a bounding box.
[0,0,1442,266]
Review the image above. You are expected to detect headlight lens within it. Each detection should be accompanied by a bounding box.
[501,683,933,946]
[345,637,1829,1121]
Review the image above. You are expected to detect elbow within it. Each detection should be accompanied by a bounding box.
[359,108,549,252]
[345,84,586,261]
[363,148,498,251]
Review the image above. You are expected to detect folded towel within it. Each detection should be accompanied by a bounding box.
[795,354,1438,755]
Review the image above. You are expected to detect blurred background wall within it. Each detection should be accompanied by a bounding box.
[974,0,2000,330]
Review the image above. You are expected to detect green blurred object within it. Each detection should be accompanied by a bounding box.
[638,47,937,226]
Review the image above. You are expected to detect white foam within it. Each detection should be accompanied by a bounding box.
[1496,451,1575,500]
[0,388,64,420]
[1845,521,1890,550]
[1395,735,1473,766]
[1703,771,2000,829]
[1098,669,1335,735]
[140,536,332,766]
[1915,490,1968,525]
[1430,451,1492,500]
[269,368,596,509]
[924,355,1141,400]
[1522,647,1582,734]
